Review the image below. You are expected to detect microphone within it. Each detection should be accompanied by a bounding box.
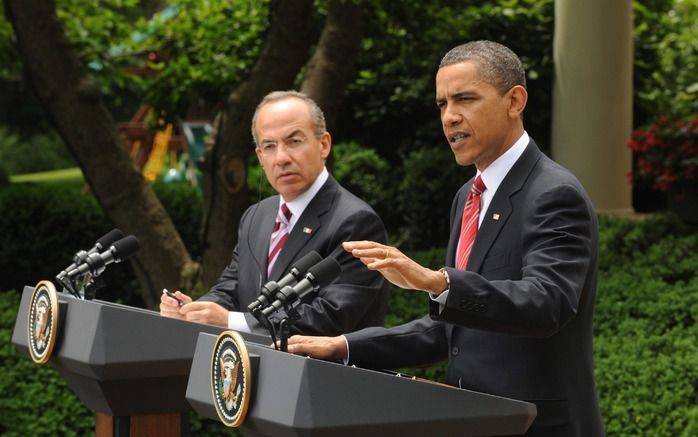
[67,235,140,278]
[248,250,322,316]
[260,256,341,318]
[57,228,125,279]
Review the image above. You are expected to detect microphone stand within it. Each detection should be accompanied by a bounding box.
[55,270,105,300]
[261,299,302,352]
[83,276,105,300]
[277,306,301,352]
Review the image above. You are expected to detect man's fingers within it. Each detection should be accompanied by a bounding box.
[343,240,383,252]
[160,297,182,312]
[160,309,178,317]
[285,335,346,361]
[179,301,208,313]
[160,290,192,309]
[174,290,193,304]
[286,335,319,353]
[351,248,383,259]
[183,307,212,323]
[179,301,227,327]
[159,305,185,319]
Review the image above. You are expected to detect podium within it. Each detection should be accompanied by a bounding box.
[11,285,269,437]
[187,332,537,437]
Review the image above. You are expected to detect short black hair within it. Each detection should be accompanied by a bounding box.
[440,40,526,95]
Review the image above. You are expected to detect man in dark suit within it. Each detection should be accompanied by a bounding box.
[287,41,604,436]
[160,91,390,336]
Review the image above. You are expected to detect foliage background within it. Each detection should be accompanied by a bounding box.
[0,0,696,436]
[2,0,695,219]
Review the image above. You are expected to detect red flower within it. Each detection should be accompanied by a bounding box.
[628,115,698,193]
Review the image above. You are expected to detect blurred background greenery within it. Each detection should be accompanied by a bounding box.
[0,0,696,435]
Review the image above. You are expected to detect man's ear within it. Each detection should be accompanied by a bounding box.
[320,132,332,160]
[508,85,528,118]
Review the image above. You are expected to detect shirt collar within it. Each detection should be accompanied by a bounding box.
[478,131,529,197]
[279,167,329,231]
[473,131,528,226]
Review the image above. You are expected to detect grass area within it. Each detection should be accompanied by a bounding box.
[9,167,84,183]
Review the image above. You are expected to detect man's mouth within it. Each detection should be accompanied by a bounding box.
[278,172,297,180]
[449,132,470,144]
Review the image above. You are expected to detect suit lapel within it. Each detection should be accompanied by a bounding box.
[467,140,542,272]
[268,176,338,280]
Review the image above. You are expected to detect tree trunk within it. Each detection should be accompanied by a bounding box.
[6,0,367,301]
[301,0,365,134]
[200,0,316,287]
[4,0,194,307]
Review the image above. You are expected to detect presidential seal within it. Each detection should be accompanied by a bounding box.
[27,280,59,364]
[211,331,252,427]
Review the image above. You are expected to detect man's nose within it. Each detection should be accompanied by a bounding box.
[442,104,462,126]
[274,144,292,164]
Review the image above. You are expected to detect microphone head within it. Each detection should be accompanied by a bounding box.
[96,228,125,250]
[276,250,323,288]
[307,256,341,288]
[111,235,140,262]
[294,250,323,275]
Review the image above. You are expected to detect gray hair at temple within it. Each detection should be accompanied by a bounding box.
[251,90,327,147]
[440,41,526,95]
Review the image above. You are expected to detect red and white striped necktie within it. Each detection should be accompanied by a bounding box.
[267,203,292,275]
[456,176,486,270]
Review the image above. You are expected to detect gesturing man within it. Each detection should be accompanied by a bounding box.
[287,41,604,436]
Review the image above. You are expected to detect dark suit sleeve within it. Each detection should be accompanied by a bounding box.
[198,243,241,311]
[434,183,596,337]
[345,315,449,370]
[197,205,256,312]
[269,208,390,336]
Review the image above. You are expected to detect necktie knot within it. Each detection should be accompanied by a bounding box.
[471,175,486,195]
[272,203,292,233]
[280,203,292,222]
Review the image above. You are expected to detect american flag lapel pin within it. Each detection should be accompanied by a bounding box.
[303,227,313,235]
[492,213,500,221]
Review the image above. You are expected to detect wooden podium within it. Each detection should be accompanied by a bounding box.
[187,332,537,437]
[12,285,269,437]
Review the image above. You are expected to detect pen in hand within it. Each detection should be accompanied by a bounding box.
[162,288,184,307]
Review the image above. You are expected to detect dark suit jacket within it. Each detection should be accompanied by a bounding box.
[200,175,390,336]
[345,141,604,436]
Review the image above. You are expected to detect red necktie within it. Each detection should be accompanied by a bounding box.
[267,203,292,275]
[456,176,486,270]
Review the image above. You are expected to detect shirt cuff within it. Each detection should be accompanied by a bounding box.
[430,289,450,305]
[429,268,450,314]
[228,311,252,333]
[342,335,350,365]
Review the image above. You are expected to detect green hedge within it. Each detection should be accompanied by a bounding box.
[0,180,696,436]
[0,290,94,436]
[0,182,108,295]
[0,181,202,306]
[0,127,75,176]
[593,215,698,435]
